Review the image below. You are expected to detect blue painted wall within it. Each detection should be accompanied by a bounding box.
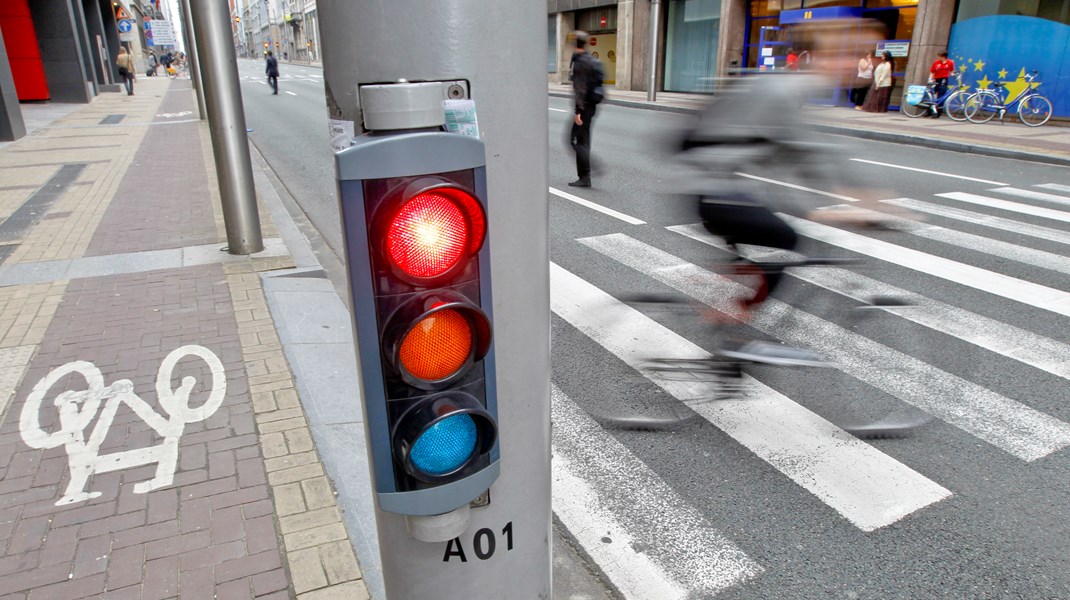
[949,15,1070,117]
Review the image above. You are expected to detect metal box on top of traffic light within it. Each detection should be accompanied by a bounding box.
[336,83,498,518]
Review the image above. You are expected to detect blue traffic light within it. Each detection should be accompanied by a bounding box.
[410,413,478,476]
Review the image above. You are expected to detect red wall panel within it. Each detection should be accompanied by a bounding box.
[0,0,49,101]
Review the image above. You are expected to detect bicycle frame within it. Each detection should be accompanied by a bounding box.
[976,73,1042,115]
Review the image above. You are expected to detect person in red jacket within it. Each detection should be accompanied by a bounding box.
[929,51,955,100]
[786,48,799,71]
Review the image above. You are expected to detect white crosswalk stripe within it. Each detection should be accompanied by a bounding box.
[551,261,952,530]
[549,179,1070,597]
[552,383,760,598]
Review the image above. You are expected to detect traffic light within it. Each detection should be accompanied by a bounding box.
[234,16,241,23]
[263,41,268,49]
[336,84,499,518]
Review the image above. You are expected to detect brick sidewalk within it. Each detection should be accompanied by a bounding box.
[0,78,367,599]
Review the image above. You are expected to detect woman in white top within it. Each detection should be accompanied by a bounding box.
[851,50,874,110]
[863,51,894,113]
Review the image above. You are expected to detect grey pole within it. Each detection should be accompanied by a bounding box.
[179,0,206,120]
[319,2,552,598]
[189,0,264,255]
[647,0,661,102]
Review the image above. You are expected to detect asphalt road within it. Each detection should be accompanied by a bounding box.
[239,60,1070,598]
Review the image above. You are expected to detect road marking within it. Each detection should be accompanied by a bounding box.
[883,197,1070,247]
[285,91,298,96]
[548,187,645,225]
[783,214,1070,318]
[734,172,859,202]
[938,191,1070,224]
[849,158,1008,186]
[991,186,1070,207]
[549,108,568,113]
[551,260,951,530]
[582,233,1070,462]
[820,204,1070,275]
[670,223,1070,381]
[1037,183,1070,194]
[552,383,759,598]
[20,346,227,505]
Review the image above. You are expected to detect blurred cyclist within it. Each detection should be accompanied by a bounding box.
[677,19,888,364]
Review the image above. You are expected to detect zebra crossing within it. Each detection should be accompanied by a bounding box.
[549,180,1070,598]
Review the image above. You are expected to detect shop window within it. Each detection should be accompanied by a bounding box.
[803,0,862,6]
[862,0,918,7]
[665,0,722,92]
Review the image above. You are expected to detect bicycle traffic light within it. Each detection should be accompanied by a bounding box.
[336,111,499,517]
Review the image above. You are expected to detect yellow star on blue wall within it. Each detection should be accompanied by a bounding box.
[976,75,993,89]
[997,68,1008,80]
[973,59,986,71]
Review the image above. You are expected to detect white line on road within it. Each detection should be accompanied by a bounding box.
[582,233,1070,462]
[1037,183,1070,194]
[782,214,1070,318]
[882,198,1070,247]
[938,191,1070,224]
[548,187,646,225]
[669,223,1070,381]
[549,108,568,113]
[551,260,951,530]
[849,158,1008,186]
[551,383,760,598]
[991,186,1070,207]
[820,204,1070,275]
[734,172,859,202]
[285,91,298,96]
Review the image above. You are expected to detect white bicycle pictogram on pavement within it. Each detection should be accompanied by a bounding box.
[19,345,227,506]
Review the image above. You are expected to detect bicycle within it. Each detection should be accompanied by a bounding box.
[610,249,932,439]
[963,70,1052,127]
[901,73,970,121]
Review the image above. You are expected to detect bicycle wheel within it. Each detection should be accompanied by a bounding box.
[1018,95,1053,127]
[943,90,970,121]
[964,92,998,124]
[901,101,929,118]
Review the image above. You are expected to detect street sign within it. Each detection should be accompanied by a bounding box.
[149,20,177,46]
[118,18,136,42]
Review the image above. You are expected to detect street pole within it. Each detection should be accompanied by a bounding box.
[647,0,661,102]
[179,0,206,120]
[318,2,552,599]
[188,0,264,255]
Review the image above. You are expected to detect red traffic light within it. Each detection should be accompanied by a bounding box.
[379,182,485,283]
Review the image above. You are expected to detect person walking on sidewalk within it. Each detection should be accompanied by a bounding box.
[863,51,894,113]
[851,50,874,110]
[115,47,136,96]
[265,51,280,95]
[147,51,158,77]
[568,30,604,188]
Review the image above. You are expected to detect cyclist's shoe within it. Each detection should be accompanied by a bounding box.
[716,340,831,368]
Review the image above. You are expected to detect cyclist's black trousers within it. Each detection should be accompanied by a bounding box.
[699,197,798,298]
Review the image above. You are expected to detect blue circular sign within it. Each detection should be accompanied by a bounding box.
[118,19,134,33]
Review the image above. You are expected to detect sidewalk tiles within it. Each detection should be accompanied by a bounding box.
[0,77,368,599]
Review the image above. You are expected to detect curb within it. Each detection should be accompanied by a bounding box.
[550,90,1070,167]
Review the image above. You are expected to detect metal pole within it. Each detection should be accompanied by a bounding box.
[647,0,661,102]
[179,0,206,120]
[319,2,552,599]
[189,0,264,255]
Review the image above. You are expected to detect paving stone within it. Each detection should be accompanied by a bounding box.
[296,580,371,600]
[320,540,361,585]
[288,547,328,594]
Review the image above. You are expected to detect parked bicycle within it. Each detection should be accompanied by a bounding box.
[963,70,1052,127]
[902,73,970,121]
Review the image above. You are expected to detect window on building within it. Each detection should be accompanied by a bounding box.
[956,0,1070,24]
[665,0,722,92]
[548,17,557,73]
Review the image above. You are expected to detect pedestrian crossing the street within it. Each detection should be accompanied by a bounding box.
[548,180,1070,598]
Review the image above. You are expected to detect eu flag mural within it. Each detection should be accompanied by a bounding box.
[949,15,1069,117]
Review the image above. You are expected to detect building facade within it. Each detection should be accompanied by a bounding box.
[550,0,1070,116]
[240,0,319,62]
